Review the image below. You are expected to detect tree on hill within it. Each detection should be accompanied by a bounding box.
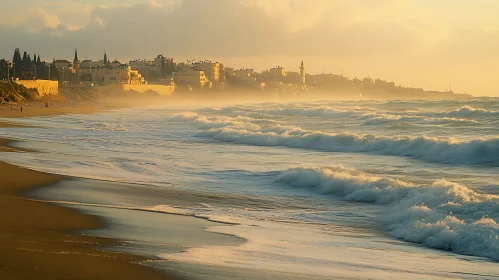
[22,51,28,64]
[6,48,55,80]
[0,59,8,80]
[12,49,21,66]
[27,54,31,66]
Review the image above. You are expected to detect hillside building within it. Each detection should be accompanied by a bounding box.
[193,61,221,82]
[172,68,210,90]
[91,65,146,85]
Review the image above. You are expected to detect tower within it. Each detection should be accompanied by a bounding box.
[73,49,80,70]
[299,60,306,86]
[73,49,80,83]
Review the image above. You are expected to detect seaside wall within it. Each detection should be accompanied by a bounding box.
[15,80,59,97]
[97,84,175,96]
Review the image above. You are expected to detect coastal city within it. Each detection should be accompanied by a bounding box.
[1,1,498,280]
[0,48,470,102]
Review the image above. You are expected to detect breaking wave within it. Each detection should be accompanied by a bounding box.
[360,113,477,126]
[207,105,369,118]
[258,106,356,117]
[431,106,499,118]
[206,105,496,128]
[174,112,499,165]
[169,112,278,130]
[276,166,499,261]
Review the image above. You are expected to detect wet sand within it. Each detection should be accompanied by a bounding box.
[0,104,117,119]
[0,106,176,279]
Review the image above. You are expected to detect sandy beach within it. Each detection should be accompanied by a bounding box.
[0,106,176,279]
[0,103,118,119]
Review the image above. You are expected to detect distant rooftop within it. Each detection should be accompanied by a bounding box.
[55,59,71,64]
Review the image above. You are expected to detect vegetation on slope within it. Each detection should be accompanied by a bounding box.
[0,82,39,102]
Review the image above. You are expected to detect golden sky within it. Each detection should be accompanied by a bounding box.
[1,0,498,95]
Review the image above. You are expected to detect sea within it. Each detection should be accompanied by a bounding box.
[0,97,498,279]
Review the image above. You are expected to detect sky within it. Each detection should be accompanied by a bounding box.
[1,0,499,96]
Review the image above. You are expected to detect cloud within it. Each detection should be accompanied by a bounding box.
[0,1,97,37]
[0,0,422,57]
[1,0,499,95]
[240,0,333,32]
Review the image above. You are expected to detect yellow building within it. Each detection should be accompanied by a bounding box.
[224,67,235,77]
[172,69,210,89]
[193,61,221,82]
[91,66,145,85]
[261,67,287,81]
[129,59,161,76]
[269,67,287,79]
[234,69,255,80]
[235,70,257,85]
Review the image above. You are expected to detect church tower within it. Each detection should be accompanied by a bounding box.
[300,60,306,86]
[73,49,80,70]
[73,49,80,83]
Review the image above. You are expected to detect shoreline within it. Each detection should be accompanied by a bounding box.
[0,102,124,119]
[0,107,178,279]
[1,99,498,279]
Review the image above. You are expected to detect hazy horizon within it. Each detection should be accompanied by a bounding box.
[1,0,499,96]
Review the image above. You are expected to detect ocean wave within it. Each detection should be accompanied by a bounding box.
[360,113,478,126]
[260,106,356,117]
[209,105,364,118]
[168,112,269,130]
[197,128,499,165]
[276,166,499,261]
[208,105,490,126]
[432,106,499,118]
[169,112,498,165]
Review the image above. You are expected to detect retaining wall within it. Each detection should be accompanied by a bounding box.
[15,80,59,97]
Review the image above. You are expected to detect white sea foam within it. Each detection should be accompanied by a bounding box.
[175,112,499,165]
[85,123,128,132]
[208,105,492,126]
[80,120,129,132]
[259,106,356,117]
[210,105,364,118]
[431,106,499,118]
[169,112,277,130]
[360,113,478,125]
[276,166,499,261]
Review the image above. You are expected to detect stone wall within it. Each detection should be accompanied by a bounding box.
[15,80,59,97]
